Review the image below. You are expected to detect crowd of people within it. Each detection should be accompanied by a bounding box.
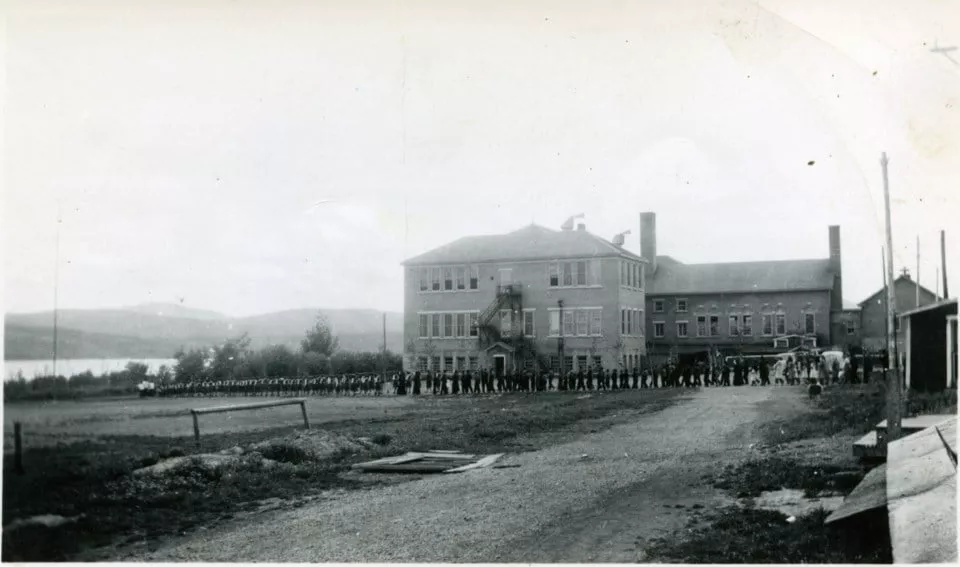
[152,351,879,398]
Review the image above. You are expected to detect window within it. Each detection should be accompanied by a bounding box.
[742,315,753,336]
[419,269,428,292]
[710,315,720,336]
[577,355,588,370]
[621,309,627,334]
[523,310,535,337]
[638,264,644,289]
[419,314,428,338]
[729,315,740,337]
[846,320,856,335]
[590,310,602,335]
[697,315,707,337]
[564,356,574,372]
[677,299,688,313]
[500,310,511,334]
[577,261,587,286]
[549,263,559,287]
[417,357,427,372]
[677,321,688,338]
[469,356,479,370]
[431,356,440,371]
[469,266,479,289]
[593,355,602,369]
[621,262,627,286]
[654,321,665,338]
[562,262,573,286]
[895,317,901,332]
[456,313,465,337]
[444,314,453,337]
[563,311,575,336]
[549,311,560,336]
[443,357,453,371]
[431,314,441,338]
[632,264,638,288]
[443,268,453,291]
[776,313,786,335]
[762,314,773,336]
[550,356,560,371]
[576,310,588,336]
[469,313,479,337]
[654,299,665,313]
[804,313,815,335]
[637,309,644,336]
[456,356,466,370]
[456,267,466,290]
[431,268,441,291]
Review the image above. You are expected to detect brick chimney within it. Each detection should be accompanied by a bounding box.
[640,212,657,274]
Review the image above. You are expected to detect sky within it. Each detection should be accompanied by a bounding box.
[4,0,959,317]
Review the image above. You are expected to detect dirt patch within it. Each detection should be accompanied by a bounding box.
[249,429,368,462]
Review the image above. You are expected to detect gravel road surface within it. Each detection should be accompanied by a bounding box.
[130,386,809,562]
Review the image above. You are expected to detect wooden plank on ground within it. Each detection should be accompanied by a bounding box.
[444,453,504,473]
[409,452,477,460]
[350,453,423,469]
[353,462,455,473]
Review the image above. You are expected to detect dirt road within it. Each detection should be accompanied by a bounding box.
[131,386,811,562]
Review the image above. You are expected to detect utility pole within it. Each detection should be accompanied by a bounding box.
[916,235,920,308]
[881,152,902,445]
[942,229,949,299]
[381,312,387,383]
[52,206,61,378]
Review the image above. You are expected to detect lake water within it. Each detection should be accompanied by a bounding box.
[5,358,178,380]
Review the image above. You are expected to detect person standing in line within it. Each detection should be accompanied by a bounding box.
[412,370,422,395]
[574,367,584,391]
[759,356,769,386]
[450,369,460,395]
[396,372,407,396]
[862,351,873,385]
[439,370,448,395]
[631,366,639,389]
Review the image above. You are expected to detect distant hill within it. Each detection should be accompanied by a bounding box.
[4,303,404,360]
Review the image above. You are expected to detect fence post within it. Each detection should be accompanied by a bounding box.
[14,421,24,475]
[300,401,310,430]
[192,411,201,449]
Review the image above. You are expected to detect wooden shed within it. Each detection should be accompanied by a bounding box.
[901,298,958,393]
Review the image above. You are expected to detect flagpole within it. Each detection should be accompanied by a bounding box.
[881,152,902,445]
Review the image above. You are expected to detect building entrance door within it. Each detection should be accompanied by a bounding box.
[494,355,506,377]
[498,268,513,289]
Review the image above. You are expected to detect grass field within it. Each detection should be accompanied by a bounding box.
[2,389,683,561]
[3,395,419,450]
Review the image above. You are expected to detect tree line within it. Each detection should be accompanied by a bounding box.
[4,314,402,401]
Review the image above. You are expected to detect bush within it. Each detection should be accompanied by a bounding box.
[256,444,315,465]
[371,433,393,446]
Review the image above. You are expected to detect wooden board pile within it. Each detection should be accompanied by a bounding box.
[352,450,505,474]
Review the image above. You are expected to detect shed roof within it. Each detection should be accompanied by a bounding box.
[402,224,644,266]
[647,257,835,295]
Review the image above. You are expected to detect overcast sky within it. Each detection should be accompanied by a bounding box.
[4,0,959,317]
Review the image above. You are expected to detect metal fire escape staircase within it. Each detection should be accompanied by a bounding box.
[474,285,550,372]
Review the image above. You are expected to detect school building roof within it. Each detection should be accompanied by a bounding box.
[646,257,836,295]
[402,224,645,266]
